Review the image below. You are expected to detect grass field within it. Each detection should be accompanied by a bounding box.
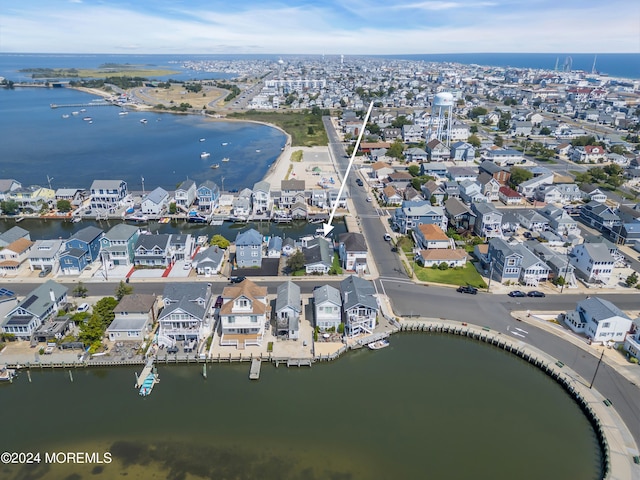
[413,262,487,288]
[21,67,177,79]
[228,110,328,147]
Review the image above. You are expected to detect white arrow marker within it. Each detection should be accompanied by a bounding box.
[322,101,374,237]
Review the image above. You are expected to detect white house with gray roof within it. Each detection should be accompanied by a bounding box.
[2,280,68,339]
[340,275,379,338]
[303,237,333,274]
[158,283,213,347]
[28,239,64,273]
[313,285,342,331]
[175,179,197,210]
[134,233,173,267]
[252,180,271,215]
[192,246,225,276]
[0,226,30,248]
[141,187,169,215]
[565,297,632,344]
[107,294,157,342]
[570,243,614,284]
[90,180,127,214]
[275,281,301,340]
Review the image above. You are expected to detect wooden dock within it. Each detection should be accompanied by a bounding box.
[135,358,154,388]
[249,359,261,380]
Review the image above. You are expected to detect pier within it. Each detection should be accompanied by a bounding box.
[50,102,112,109]
[135,358,155,388]
[249,359,261,380]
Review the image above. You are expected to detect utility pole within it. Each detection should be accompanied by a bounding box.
[589,349,605,389]
[47,175,54,190]
[486,260,494,292]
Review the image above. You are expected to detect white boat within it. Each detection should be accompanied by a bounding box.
[140,119,148,124]
[221,157,230,162]
[0,365,16,382]
[221,142,228,146]
[367,339,389,350]
[255,149,261,152]
[83,117,92,121]
[71,111,79,115]
[119,111,128,116]
[201,152,211,159]
[61,114,70,119]
[199,138,205,142]
[210,164,219,169]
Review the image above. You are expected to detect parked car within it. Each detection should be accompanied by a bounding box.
[229,276,246,284]
[355,178,364,186]
[77,303,90,313]
[527,291,546,297]
[383,233,392,241]
[38,267,51,278]
[214,296,224,308]
[508,290,526,297]
[366,196,372,202]
[167,346,179,354]
[456,285,478,295]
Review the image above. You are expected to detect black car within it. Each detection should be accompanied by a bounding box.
[456,285,478,295]
[229,276,246,284]
[167,346,179,354]
[508,290,526,297]
[527,291,546,297]
[355,178,363,186]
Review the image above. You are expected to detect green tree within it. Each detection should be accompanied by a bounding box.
[168,202,177,214]
[367,123,381,135]
[407,164,420,177]
[307,126,315,135]
[626,272,638,287]
[1,199,19,215]
[539,126,552,135]
[603,164,623,177]
[391,116,412,128]
[467,134,481,148]
[286,251,305,273]
[210,234,230,249]
[56,199,72,212]
[509,167,534,187]
[387,140,405,160]
[470,124,478,134]
[73,282,88,298]
[494,135,504,147]
[609,144,627,155]
[469,106,488,119]
[571,135,597,147]
[589,167,607,182]
[574,172,592,184]
[115,280,133,301]
[497,112,511,132]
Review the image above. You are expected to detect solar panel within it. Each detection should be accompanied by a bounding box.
[21,295,37,309]
[0,288,15,296]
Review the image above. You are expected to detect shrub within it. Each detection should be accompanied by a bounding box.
[337,323,345,334]
[267,342,273,353]
[630,356,639,364]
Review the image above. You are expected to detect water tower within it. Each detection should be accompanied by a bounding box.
[429,92,454,146]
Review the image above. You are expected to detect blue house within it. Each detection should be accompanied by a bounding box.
[487,237,522,283]
[100,224,140,267]
[235,229,263,268]
[59,226,103,275]
[196,180,221,212]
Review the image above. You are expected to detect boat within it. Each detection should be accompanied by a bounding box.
[126,214,149,223]
[158,217,170,224]
[61,114,70,119]
[221,142,228,146]
[221,157,230,162]
[210,163,220,169]
[139,373,158,397]
[71,216,82,223]
[119,111,128,116]
[0,365,16,382]
[201,152,211,159]
[140,119,148,124]
[71,111,79,115]
[367,339,389,350]
[83,117,92,121]
[80,108,86,112]
[199,138,206,142]
[255,149,261,152]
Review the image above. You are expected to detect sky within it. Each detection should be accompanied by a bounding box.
[1,0,639,54]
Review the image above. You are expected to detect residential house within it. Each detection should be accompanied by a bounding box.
[219,279,268,348]
[570,242,615,284]
[486,237,548,285]
[443,181,460,199]
[421,180,446,206]
[280,179,305,208]
[100,224,140,267]
[291,200,308,220]
[303,237,333,274]
[9,186,55,212]
[275,281,301,340]
[267,236,283,258]
[59,226,103,275]
[535,184,583,204]
[444,197,476,231]
[513,243,551,286]
[448,121,470,142]
[404,186,423,202]
[414,224,452,250]
[133,233,173,267]
[174,179,197,210]
[232,188,253,219]
[28,239,64,273]
[313,285,342,331]
[107,294,157,342]
[478,173,501,201]
[1,280,68,339]
[402,124,424,143]
[447,167,478,183]
[141,187,169,215]
[524,241,577,287]
[472,202,503,238]
[393,201,447,235]
[341,275,378,338]
[382,186,403,206]
[90,180,127,214]
[169,234,194,262]
[623,319,640,361]
[565,297,632,344]
[498,186,523,205]
[571,145,606,163]
[580,201,621,232]
[235,229,263,268]
[450,141,476,163]
[415,248,467,268]
[404,147,428,163]
[282,237,297,256]
[196,180,220,212]
[0,178,21,202]
[515,209,549,232]
[0,226,30,248]
[426,139,450,161]
[382,127,402,142]
[386,171,413,191]
[338,232,368,274]
[327,189,347,210]
[517,172,554,198]
[510,121,533,136]
[421,163,449,179]
[0,238,34,275]
[459,180,485,204]
[54,188,85,206]
[252,180,271,215]
[192,246,225,276]
[371,161,395,181]
[539,206,579,236]
[483,149,524,166]
[478,160,511,185]
[581,185,608,203]
[158,282,214,347]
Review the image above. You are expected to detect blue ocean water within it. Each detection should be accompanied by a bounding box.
[0,87,286,191]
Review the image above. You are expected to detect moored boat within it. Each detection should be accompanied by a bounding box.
[221,157,230,162]
[367,339,389,350]
[119,111,128,116]
[0,365,16,382]
[210,163,219,169]
[83,117,92,121]
[140,119,148,124]
[201,152,211,159]
[139,373,158,396]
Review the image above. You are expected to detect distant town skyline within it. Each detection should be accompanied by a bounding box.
[1,0,638,55]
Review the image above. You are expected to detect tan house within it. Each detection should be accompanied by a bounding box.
[0,238,34,274]
[219,279,269,348]
[415,248,468,268]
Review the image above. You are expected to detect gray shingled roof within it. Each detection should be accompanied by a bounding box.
[113,294,156,314]
[303,237,332,266]
[144,187,169,205]
[578,297,630,322]
[70,225,103,243]
[104,223,139,241]
[275,281,301,314]
[339,232,367,252]
[235,228,262,246]
[135,233,171,251]
[162,282,209,303]
[313,284,341,306]
[0,226,29,245]
[12,280,67,320]
[340,275,377,311]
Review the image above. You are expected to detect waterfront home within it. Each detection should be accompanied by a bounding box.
[100,224,140,267]
[341,275,378,338]
[303,237,333,274]
[158,282,214,347]
[0,226,30,248]
[426,139,450,161]
[282,237,297,256]
[1,280,67,339]
[90,180,127,215]
[472,202,503,238]
[580,201,621,232]
[565,297,632,344]
[54,188,85,206]
[232,188,253,219]
[280,179,305,208]
[8,186,55,212]
[623,319,640,361]
[450,141,476,163]
[393,201,447,235]
[0,238,34,275]
[141,187,169,216]
[235,229,263,268]
[524,241,577,287]
[570,243,614,285]
[169,234,195,262]
[414,224,452,250]
[313,285,342,332]
[174,179,197,210]
[535,184,583,204]
[415,248,467,268]
[192,246,225,276]
[0,178,21,202]
[133,233,173,267]
[107,294,158,342]
[483,148,524,166]
[59,226,103,275]
[28,239,64,273]
[275,281,301,340]
[196,180,220,213]
[487,238,523,284]
[444,197,476,232]
[338,232,368,274]
[478,160,510,185]
[219,279,268,348]
[267,236,283,258]
[252,180,271,215]
[291,200,308,220]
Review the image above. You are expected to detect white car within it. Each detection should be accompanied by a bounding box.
[77,303,90,313]
[366,197,372,202]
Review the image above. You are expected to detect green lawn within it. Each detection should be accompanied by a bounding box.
[413,262,486,288]
[228,110,328,146]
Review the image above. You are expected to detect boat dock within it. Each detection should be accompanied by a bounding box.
[50,102,112,108]
[249,359,261,380]
[135,358,155,388]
